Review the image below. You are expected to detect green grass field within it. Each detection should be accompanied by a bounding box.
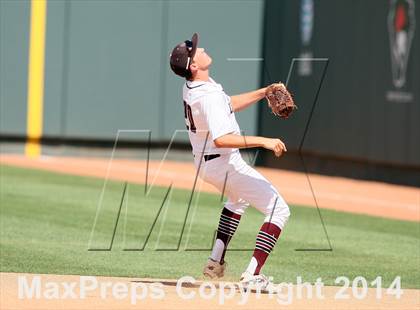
[1,165,419,288]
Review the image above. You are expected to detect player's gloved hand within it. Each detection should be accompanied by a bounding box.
[263,138,287,157]
[265,82,296,119]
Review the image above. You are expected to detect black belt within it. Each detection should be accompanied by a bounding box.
[204,154,220,162]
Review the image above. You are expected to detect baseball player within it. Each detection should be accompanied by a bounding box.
[169,33,290,290]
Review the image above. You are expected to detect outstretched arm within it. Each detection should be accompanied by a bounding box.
[230,87,267,112]
[214,133,287,157]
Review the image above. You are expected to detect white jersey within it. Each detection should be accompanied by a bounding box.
[182,77,241,155]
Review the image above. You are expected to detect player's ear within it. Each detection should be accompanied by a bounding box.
[189,63,198,74]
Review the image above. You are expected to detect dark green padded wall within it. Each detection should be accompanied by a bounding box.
[259,0,420,170]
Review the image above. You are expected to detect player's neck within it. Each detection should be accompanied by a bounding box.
[192,70,210,82]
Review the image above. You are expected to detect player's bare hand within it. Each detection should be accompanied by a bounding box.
[263,138,287,157]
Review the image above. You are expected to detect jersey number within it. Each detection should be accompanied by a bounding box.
[183,101,196,133]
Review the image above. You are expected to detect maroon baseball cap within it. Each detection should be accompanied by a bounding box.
[169,33,199,78]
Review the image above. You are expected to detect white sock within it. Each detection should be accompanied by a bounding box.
[245,256,258,275]
[209,239,225,262]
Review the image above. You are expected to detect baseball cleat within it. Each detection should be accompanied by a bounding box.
[203,258,226,279]
[239,271,277,293]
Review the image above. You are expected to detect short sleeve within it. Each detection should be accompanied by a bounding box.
[201,92,235,140]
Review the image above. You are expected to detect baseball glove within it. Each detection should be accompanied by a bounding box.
[265,82,296,119]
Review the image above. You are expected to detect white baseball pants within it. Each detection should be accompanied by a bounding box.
[194,150,290,230]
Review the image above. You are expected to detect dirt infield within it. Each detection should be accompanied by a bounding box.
[1,273,419,310]
[1,154,418,221]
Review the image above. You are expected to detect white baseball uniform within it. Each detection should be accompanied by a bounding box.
[182,78,290,230]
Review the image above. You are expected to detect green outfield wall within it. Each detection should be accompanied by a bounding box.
[259,0,419,184]
[0,0,264,141]
[1,0,418,185]
[0,1,30,136]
